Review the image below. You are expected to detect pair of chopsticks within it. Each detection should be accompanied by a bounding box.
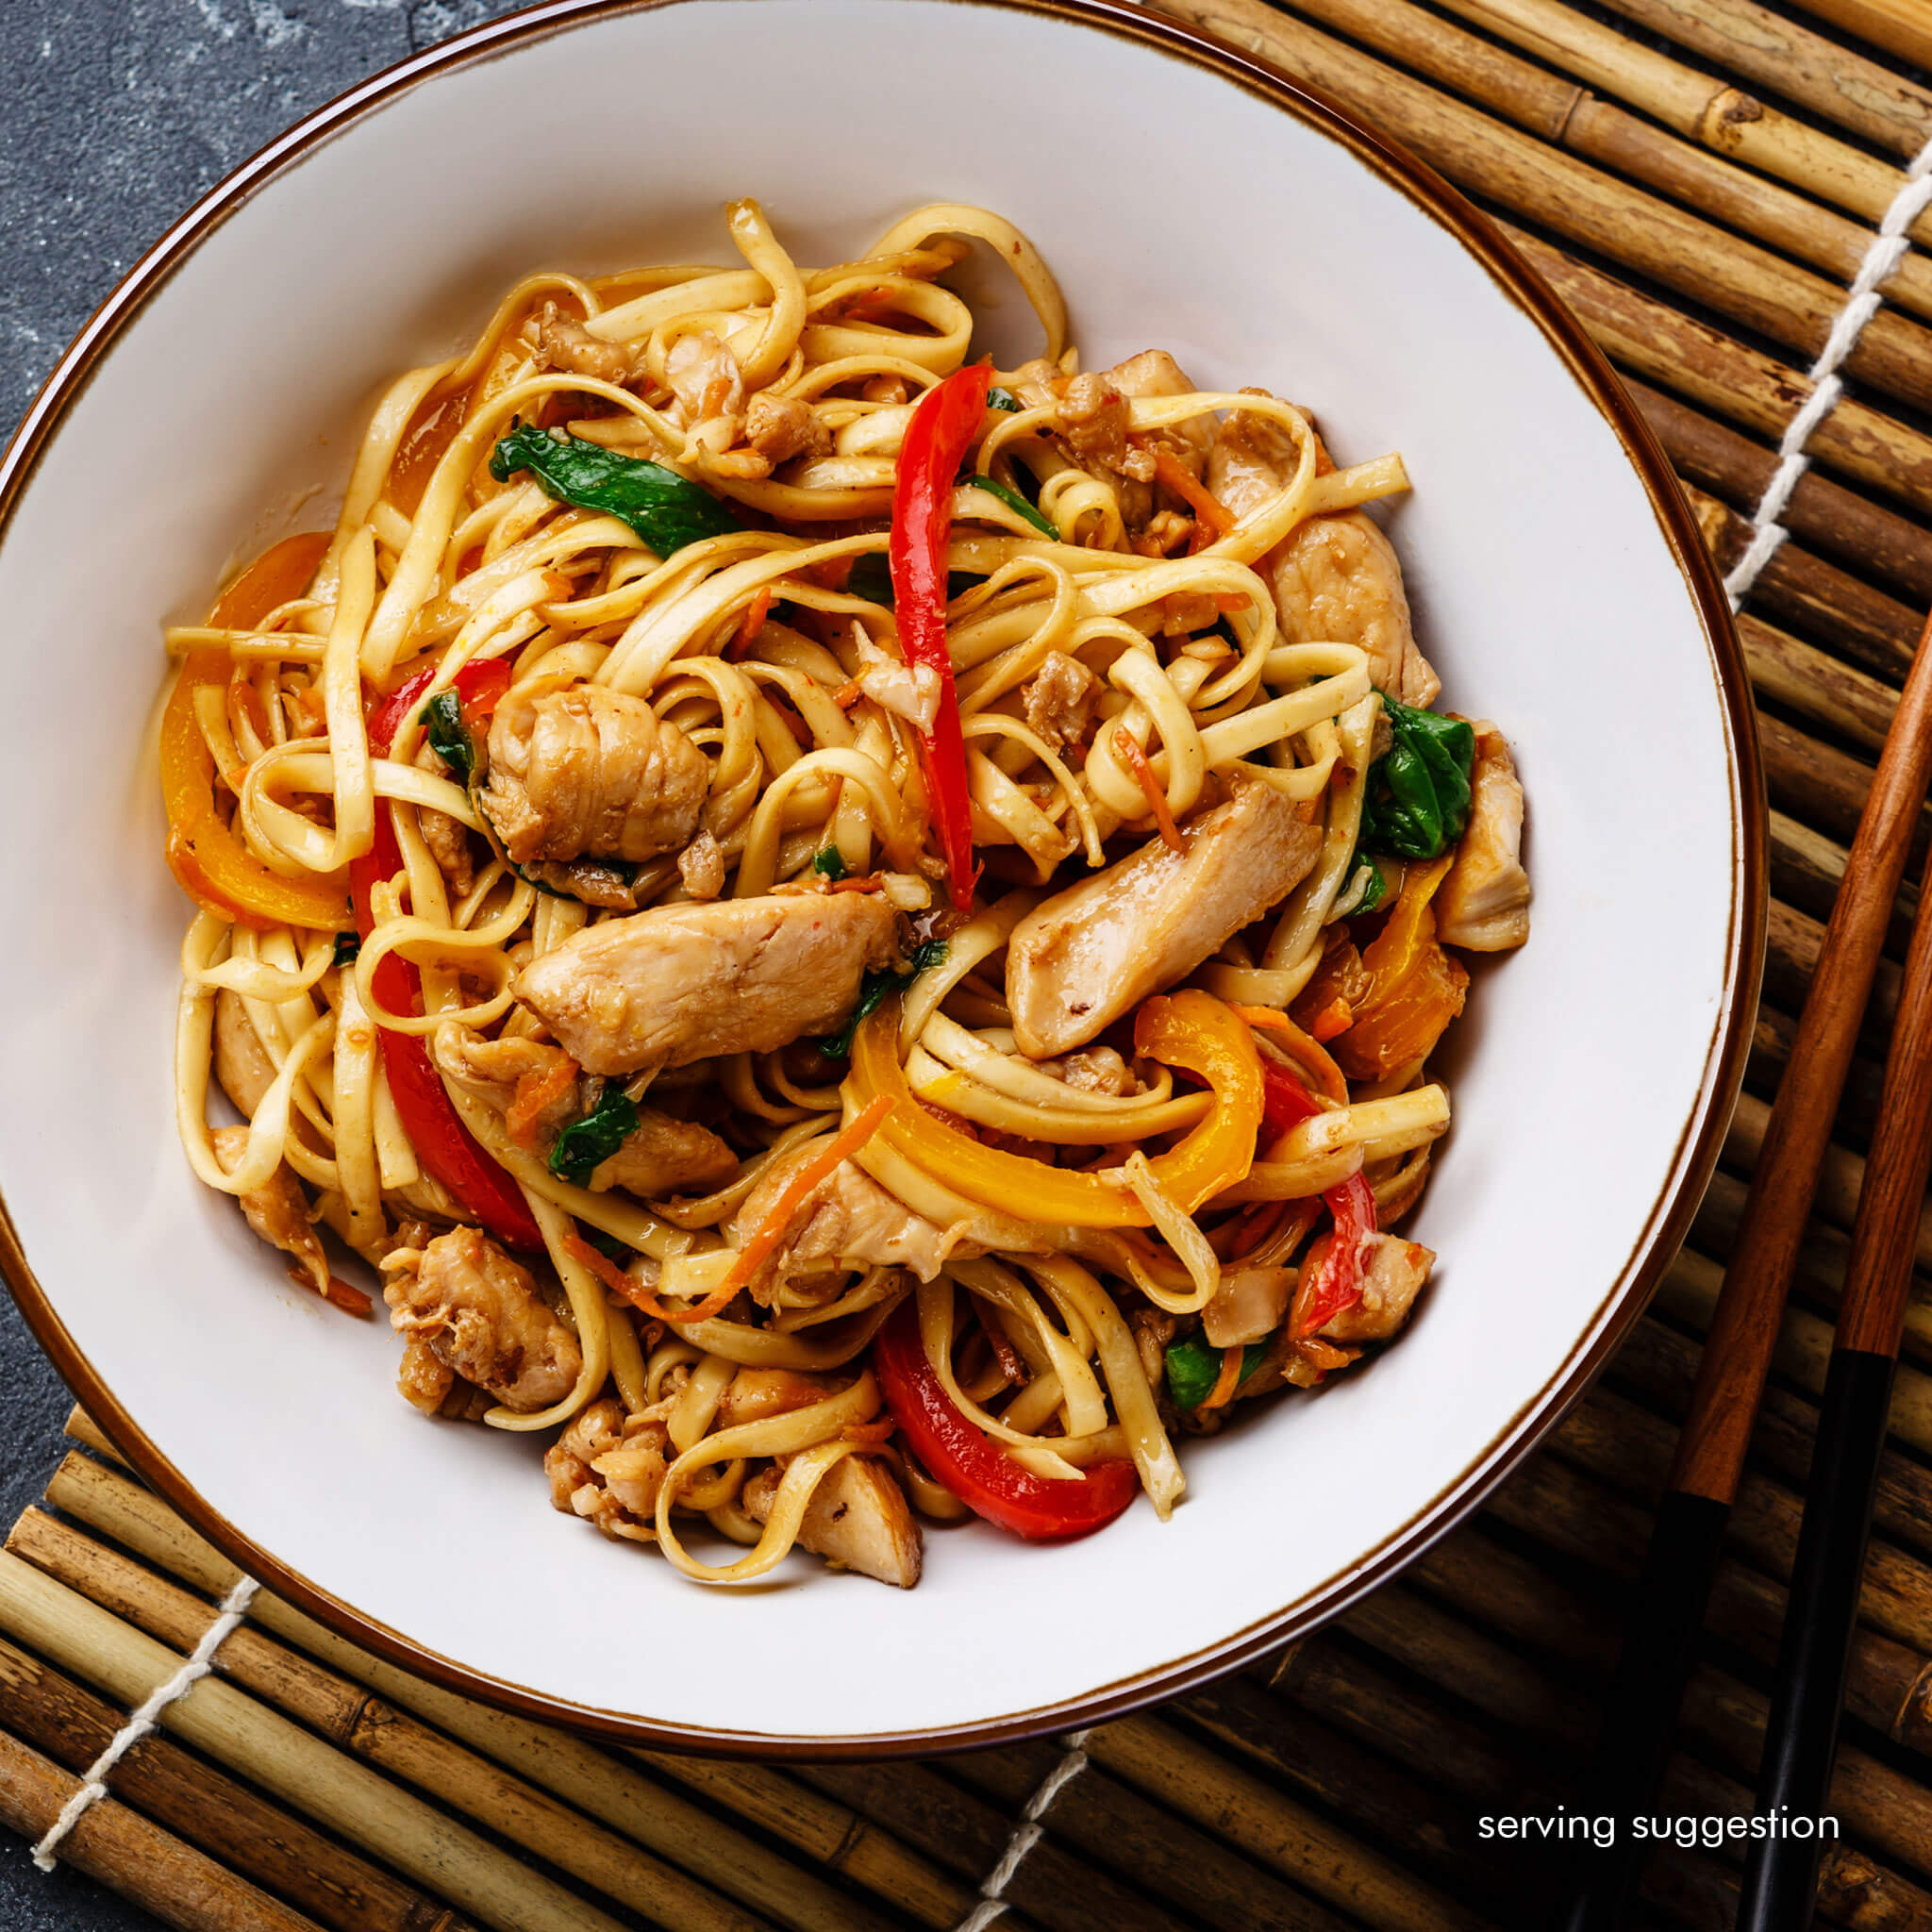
[1557,605,1932,1930]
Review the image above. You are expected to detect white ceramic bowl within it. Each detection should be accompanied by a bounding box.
[0,0,1760,1751]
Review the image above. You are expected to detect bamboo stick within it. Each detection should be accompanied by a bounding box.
[625,1753,975,1930]
[63,1407,125,1464]
[1793,0,1932,76]
[1549,1388,1932,1662]
[784,1757,1185,1932]
[0,1630,475,1932]
[51,1426,996,1932]
[1260,1629,1874,1931]
[1424,0,1929,234]
[2,1509,778,1932]
[1171,1668,1514,1905]
[1681,482,1925,686]
[941,1743,1358,1932]
[1740,610,1898,752]
[1282,0,1932,324]
[1155,0,1932,413]
[1758,713,1932,879]
[1627,377,1932,605]
[0,1724,321,1932]
[0,1551,627,1932]
[1591,0,1932,157]
[1412,1511,1932,1758]
[1498,223,1932,519]
[1323,1581,1932,1911]
[1770,808,1919,953]
[1076,1710,1491,1932]
[24,1458,887,1932]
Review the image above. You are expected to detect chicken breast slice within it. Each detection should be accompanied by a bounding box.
[381,1225,581,1413]
[1208,411,1439,707]
[743,1455,924,1589]
[213,991,276,1117]
[515,891,897,1075]
[477,684,709,868]
[1437,722,1530,952]
[1007,781,1323,1058]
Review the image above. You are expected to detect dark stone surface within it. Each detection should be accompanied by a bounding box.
[0,6,524,1922]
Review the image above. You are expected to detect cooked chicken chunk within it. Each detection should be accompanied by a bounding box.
[744,390,831,468]
[1208,410,1439,706]
[516,891,897,1075]
[666,329,745,430]
[431,1025,737,1196]
[1007,780,1323,1057]
[743,1455,923,1589]
[211,1125,332,1302]
[545,1397,671,1544]
[213,991,275,1117]
[1437,722,1530,952]
[1105,349,1212,468]
[1040,1045,1135,1096]
[1203,1265,1294,1349]
[729,1144,966,1292]
[477,685,709,868]
[1022,651,1099,752]
[417,798,476,896]
[1315,1233,1434,1343]
[716,1366,839,1428]
[533,306,633,387]
[677,828,726,900]
[381,1225,581,1413]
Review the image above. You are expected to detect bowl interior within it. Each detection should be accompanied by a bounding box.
[0,0,1747,1745]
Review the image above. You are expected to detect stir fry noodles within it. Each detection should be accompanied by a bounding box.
[164,201,1530,1588]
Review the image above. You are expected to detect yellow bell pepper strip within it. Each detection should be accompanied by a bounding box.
[160,531,350,931]
[845,988,1261,1228]
[1333,853,1467,1081]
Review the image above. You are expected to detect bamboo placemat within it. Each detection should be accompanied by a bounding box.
[10,0,1932,1925]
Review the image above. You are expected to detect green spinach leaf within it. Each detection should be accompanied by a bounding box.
[819,939,948,1059]
[332,931,360,968]
[420,689,476,787]
[548,1086,640,1188]
[987,386,1023,413]
[812,847,849,880]
[1358,691,1474,861]
[489,424,741,558]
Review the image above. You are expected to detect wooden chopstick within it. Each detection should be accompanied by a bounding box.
[1555,602,1932,1928]
[1737,752,1932,1924]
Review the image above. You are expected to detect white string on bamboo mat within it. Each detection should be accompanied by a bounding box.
[31,1572,259,1872]
[1725,129,1932,609]
[952,1728,1094,1932]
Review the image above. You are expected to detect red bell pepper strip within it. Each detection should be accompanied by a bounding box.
[874,1297,1140,1541]
[890,362,990,908]
[1258,1056,1379,1336]
[352,658,541,1251]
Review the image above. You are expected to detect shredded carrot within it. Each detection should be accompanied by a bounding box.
[700,375,734,419]
[1203,1342,1246,1411]
[731,586,774,660]
[831,676,864,709]
[307,1270,373,1318]
[720,1094,896,1296]
[506,1055,579,1148]
[228,667,271,746]
[1152,448,1235,536]
[841,1418,898,1446]
[562,1228,742,1328]
[828,874,886,892]
[1232,1006,1349,1104]
[1309,997,1354,1044]
[1113,727,1184,853]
